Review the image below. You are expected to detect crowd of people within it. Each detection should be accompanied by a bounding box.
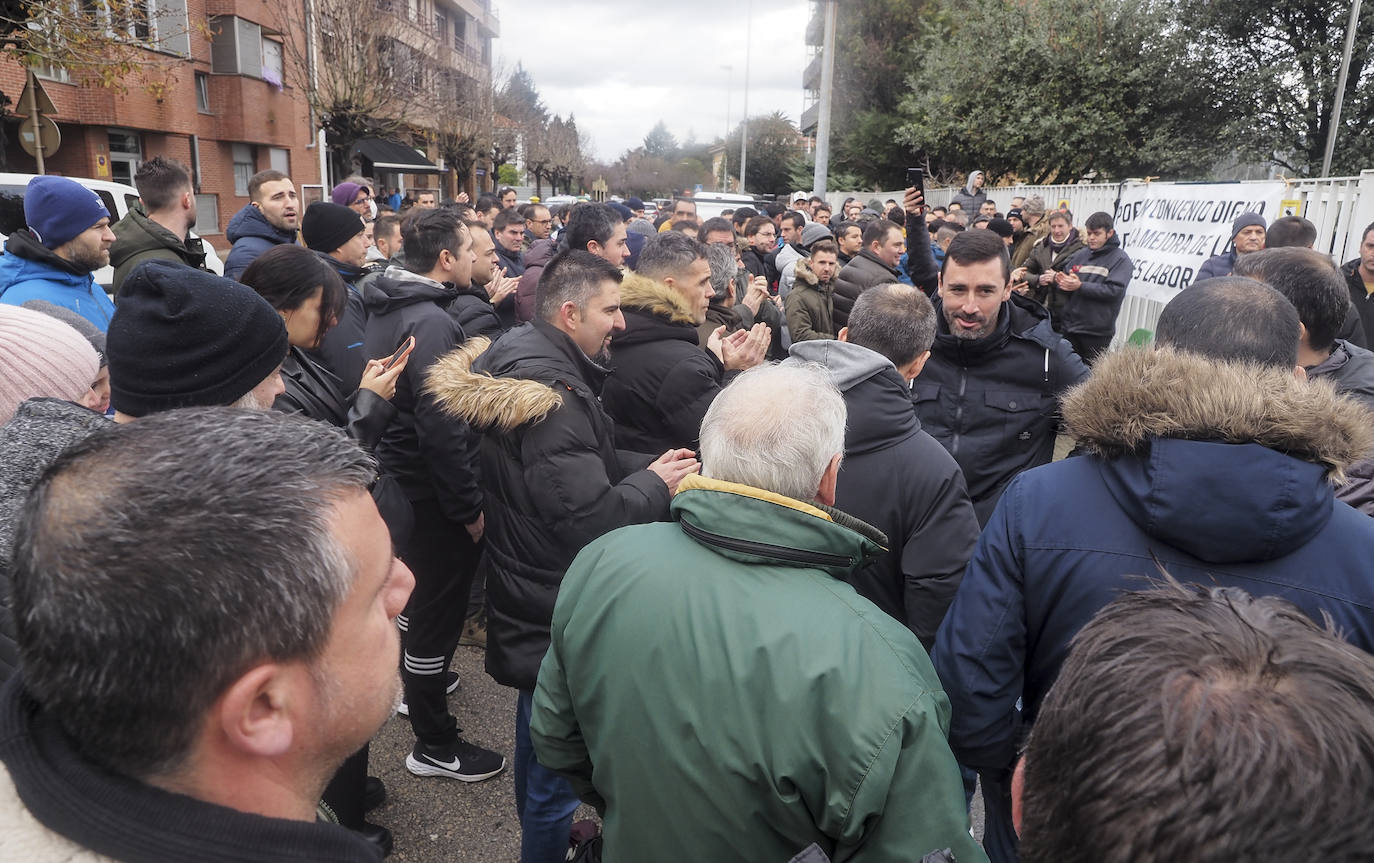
[3,159,1374,863]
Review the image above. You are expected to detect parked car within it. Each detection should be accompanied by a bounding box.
[0,172,224,291]
[680,192,762,222]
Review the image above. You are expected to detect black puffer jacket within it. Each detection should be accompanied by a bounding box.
[448,282,504,342]
[601,272,729,453]
[789,340,979,649]
[309,254,381,394]
[833,250,901,329]
[424,322,671,689]
[362,266,482,524]
[913,293,1090,524]
[1053,236,1133,337]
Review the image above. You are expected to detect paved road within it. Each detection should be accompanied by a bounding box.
[367,644,984,862]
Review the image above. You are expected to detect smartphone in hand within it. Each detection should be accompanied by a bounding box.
[383,335,416,370]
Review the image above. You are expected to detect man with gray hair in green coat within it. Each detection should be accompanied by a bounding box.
[532,363,986,863]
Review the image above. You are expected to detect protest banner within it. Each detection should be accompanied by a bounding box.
[1113,182,1286,304]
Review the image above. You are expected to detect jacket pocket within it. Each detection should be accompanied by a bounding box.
[984,390,1044,450]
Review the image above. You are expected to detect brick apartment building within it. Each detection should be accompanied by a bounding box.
[0,0,498,251]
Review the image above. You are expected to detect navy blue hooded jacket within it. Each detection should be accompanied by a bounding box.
[932,346,1374,863]
[223,205,298,280]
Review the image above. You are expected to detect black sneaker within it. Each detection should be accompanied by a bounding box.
[396,671,460,717]
[405,739,506,782]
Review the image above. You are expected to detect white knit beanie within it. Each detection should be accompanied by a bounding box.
[0,304,101,422]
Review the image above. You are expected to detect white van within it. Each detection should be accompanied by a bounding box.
[0,173,224,290]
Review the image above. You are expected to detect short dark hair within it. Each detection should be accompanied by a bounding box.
[247,169,290,202]
[1084,211,1114,232]
[1046,209,1073,226]
[814,202,832,216]
[745,216,774,238]
[1364,221,1374,245]
[133,156,192,211]
[698,217,734,244]
[781,210,806,231]
[1021,579,1374,863]
[1265,215,1318,248]
[498,186,517,198]
[670,219,699,235]
[1232,248,1351,352]
[731,207,758,228]
[941,227,1010,282]
[763,201,785,219]
[373,213,401,243]
[12,408,374,778]
[935,224,964,245]
[565,203,623,253]
[493,207,525,232]
[414,189,438,201]
[846,284,937,368]
[862,219,901,249]
[636,231,707,282]
[536,249,622,323]
[474,194,500,213]
[239,244,347,347]
[1156,277,1299,369]
[404,207,467,273]
[835,221,862,241]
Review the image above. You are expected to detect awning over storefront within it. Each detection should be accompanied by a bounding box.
[353,137,442,174]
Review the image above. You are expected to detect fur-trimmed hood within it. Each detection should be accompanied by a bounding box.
[424,334,563,432]
[793,258,831,289]
[1063,346,1374,477]
[618,271,697,325]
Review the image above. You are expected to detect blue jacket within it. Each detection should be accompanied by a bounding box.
[932,346,1374,863]
[223,205,297,280]
[0,231,115,332]
[1194,249,1236,283]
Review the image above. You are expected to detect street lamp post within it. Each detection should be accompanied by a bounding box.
[740,0,752,194]
[722,64,733,191]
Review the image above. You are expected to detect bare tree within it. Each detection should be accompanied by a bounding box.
[275,0,439,178]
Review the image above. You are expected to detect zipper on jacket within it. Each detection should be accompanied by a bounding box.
[951,369,966,456]
[679,519,854,567]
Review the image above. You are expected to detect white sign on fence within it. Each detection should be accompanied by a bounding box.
[1113,182,1286,304]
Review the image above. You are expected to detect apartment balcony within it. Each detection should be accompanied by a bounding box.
[800,102,819,136]
[803,51,822,90]
[805,3,823,46]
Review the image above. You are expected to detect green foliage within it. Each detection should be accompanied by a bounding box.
[724,111,805,196]
[642,121,679,159]
[786,153,866,194]
[896,0,1240,183]
[1172,0,1374,175]
[497,164,521,187]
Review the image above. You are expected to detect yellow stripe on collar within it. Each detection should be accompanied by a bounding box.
[674,473,834,522]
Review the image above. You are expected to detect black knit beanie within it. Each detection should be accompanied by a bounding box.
[107,260,288,416]
[302,202,365,254]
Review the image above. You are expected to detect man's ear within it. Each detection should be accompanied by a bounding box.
[215,663,301,758]
[815,453,841,507]
[837,326,849,343]
[897,349,930,382]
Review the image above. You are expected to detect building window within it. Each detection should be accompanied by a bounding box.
[33,62,71,83]
[406,0,417,22]
[194,194,220,234]
[268,147,289,175]
[208,15,262,78]
[454,13,465,44]
[261,38,283,87]
[435,11,447,46]
[107,130,143,187]
[233,144,255,197]
[195,72,211,112]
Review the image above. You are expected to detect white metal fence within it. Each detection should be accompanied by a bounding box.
[826,170,1374,348]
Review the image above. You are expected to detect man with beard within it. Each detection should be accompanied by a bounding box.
[458,217,517,340]
[424,250,696,862]
[302,202,377,392]
[740,216,778,282]
[834,220,863,267]
[0,176,116,331]
[109,156,209,293]
[784,238,840,341]
[601,232,769,453]
[225,170,300,279]
[913,230,1088,525]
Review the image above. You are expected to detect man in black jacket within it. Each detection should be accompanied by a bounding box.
[833,219,905,328]
[425,250,696,862]
[1050,211,1133,363]
[302,202,375,392]
[601,232,770,453]
[362,208,506,783]
[787,284,979,649]
[913,230,1089,525]
[1343,221,1374,346]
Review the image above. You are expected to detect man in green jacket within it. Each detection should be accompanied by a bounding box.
[532,363,987,863]
[109,156,209,294]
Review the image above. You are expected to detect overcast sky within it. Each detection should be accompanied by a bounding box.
[493,0,810,163]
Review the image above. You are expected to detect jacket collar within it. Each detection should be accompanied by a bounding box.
[0,677,380,863]
[1063,346,1374,479]
[618,271,698,324]
[670,474,887,579]
[3,230,88,277]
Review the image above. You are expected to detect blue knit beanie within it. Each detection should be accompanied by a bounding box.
[24,176,111,249]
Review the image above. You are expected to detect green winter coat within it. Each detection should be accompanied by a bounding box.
[109,205,208,295]
[784,258,837,342]
[531,473,988,863]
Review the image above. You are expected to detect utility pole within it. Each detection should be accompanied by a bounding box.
[740,0,752,193]
[1322,0,1363,177]
[722,64,733,191]
[811,0,838,196]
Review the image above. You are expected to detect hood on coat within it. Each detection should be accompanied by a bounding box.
[362,265,454,314]
[793,258,832,289]
[787,339,891,392]
[1063,346,1374,479]
[109,208,199,270]
[225,204,296,245]
[618,271,698,325]
[964,171,984,196]
[425,334,562,432]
